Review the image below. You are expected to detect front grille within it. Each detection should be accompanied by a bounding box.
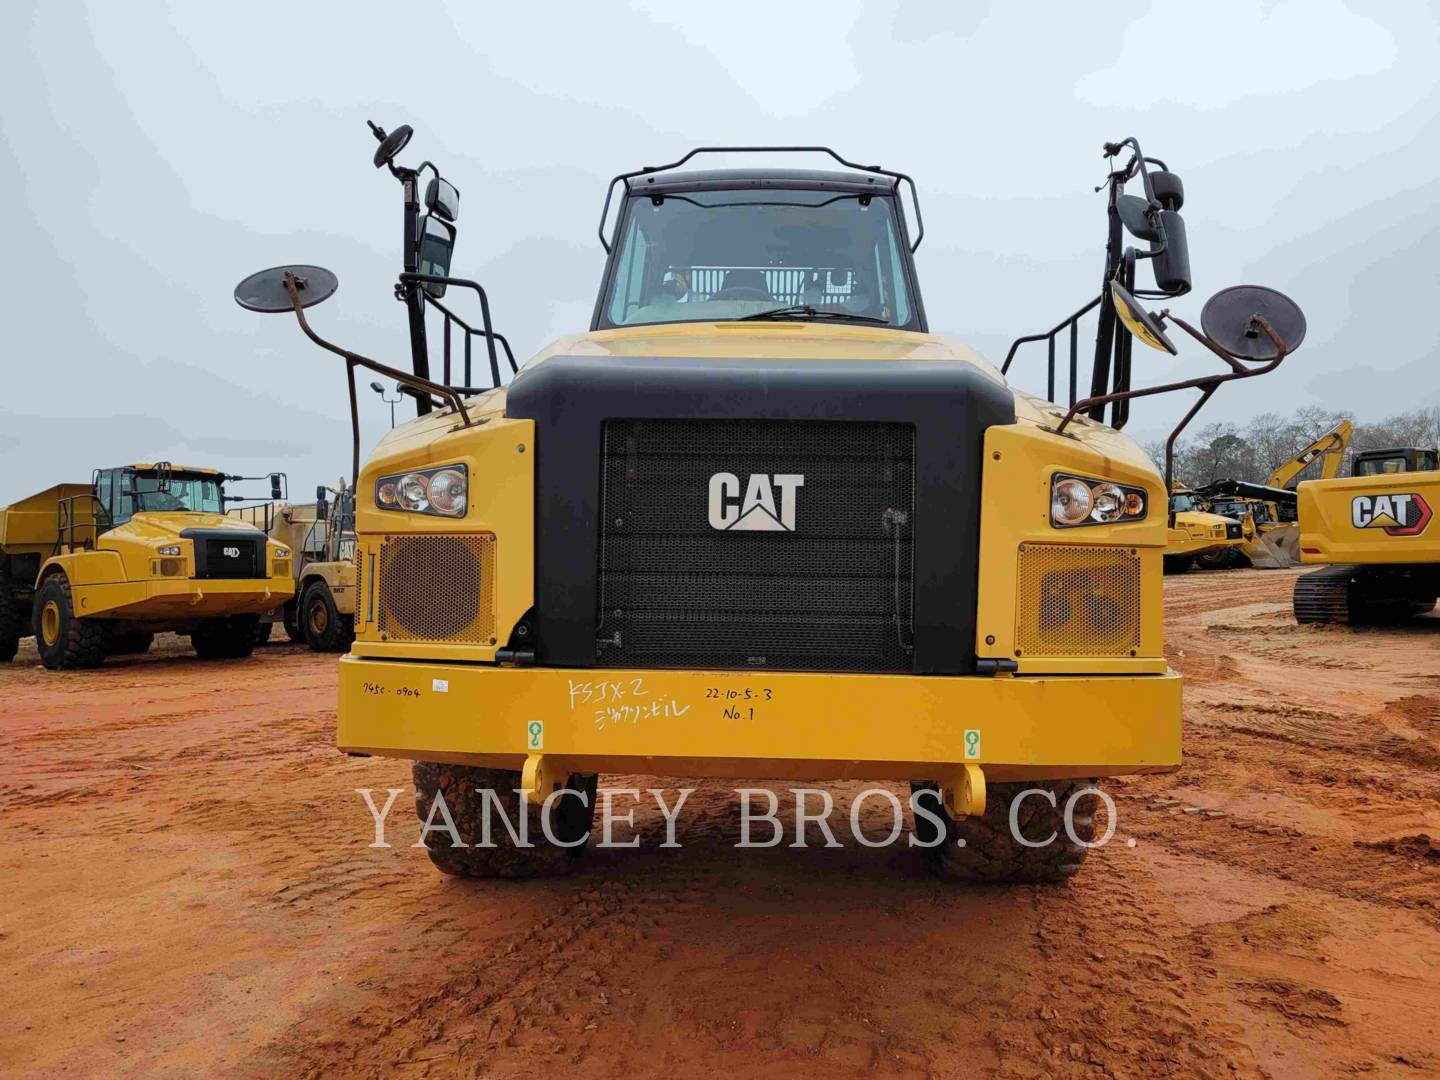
[597,418,915,671]
[377,534,495,645]
[195,537,262,579]
[1015,543,1141,658]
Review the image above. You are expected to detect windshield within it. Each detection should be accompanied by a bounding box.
[601,188,917,330]
[1170,494,1198,513]
[1355,455,1409,476]
[124,471,224,515]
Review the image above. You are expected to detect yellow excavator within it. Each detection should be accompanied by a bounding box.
[1294,445,1438,623]
[1195,419,1352,569]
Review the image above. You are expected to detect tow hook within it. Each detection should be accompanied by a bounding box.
[521,753,567,807]
[942,763,986,818]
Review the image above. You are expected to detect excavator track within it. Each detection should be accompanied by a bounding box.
[1292,566,1356,624]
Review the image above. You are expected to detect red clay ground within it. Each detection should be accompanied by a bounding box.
[1,568,1438,1077]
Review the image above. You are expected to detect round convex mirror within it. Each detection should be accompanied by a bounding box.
[233,265,339,313]
[1200,285,1307,360]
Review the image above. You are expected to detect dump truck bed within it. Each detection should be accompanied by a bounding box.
[0,484,92,556]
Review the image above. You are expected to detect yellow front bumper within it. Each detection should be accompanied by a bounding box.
[338,658,1182,783]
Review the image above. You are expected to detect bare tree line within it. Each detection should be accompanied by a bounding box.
[1145,406,1440,489]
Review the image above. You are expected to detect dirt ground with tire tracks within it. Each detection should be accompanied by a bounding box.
[1,568,1438,1078]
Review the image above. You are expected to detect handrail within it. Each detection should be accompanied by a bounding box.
[1001,295,1101,408]
[403,273,519,390]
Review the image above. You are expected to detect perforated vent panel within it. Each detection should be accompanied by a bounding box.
[1016,544,1141,658]
[377,534,495,645]
[597,418,916,671]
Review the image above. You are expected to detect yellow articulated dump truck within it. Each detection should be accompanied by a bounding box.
[0,463,294,669]
[1293,446,1439,624]
[238,127,1301,881]
[236,483,357,651]
[1164,489,1244,573]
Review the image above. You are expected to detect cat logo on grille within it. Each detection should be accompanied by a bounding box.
[1351,492,1432,536]
[222,546,240,558]
[707,472,805,532]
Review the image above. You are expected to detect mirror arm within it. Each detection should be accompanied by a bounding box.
[1054,314,1289,436]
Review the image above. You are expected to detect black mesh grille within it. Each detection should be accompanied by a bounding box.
[196,537,261,579]
[597,418,915,671]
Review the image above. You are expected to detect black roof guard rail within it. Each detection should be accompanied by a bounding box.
[597,146,924,254]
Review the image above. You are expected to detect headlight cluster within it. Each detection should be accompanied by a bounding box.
[1050,473,1148,528]
[375,464,468,517]
[274,546,291,559]
[156,544,182,556]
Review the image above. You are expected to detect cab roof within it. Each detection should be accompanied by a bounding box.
[632,167,895,197]
[123,463,225,476]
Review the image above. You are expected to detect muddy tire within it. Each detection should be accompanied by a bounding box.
[253,621,273,646]
[911,779,1102,883]
[108,631,154,656]
[0,575,20,663]
[32,575,110,670]
[302,580,354,653]
[281,599,305,643]
[191,615,259,660]
[412,762,598,878]
[1195,547,1236,571]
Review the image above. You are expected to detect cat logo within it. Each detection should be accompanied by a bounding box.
[708,472,805,532]
[1350,492,1432,536]
[222,546,241,558]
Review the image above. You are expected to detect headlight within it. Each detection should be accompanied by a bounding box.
[157,544,182,556]
[1051,478,1092,525]
[1050,473,1148,528]
[1090,483,1125,523]
[427,469,467,515]
[375,464,468,518]
[274,546,291,559]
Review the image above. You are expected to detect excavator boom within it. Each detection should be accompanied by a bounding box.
[1267,420,1353,489]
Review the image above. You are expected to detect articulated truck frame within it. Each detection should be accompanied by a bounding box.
[236,127,1302,882]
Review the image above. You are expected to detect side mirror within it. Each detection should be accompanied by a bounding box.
[1151,210,1191,294]
[234,265,338,313]
[270,473,283,500]
[315,485,328,521]
[1109,280,1177,354]
[1116,194,1160,242]
[1200,285,1307,360]
[370,122,413,169]
[417,217,456,297]
[425,177,460,222]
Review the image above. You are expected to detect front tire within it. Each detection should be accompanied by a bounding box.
[253,621,274,646]
[911,779,1102,883]
[412,762,598,878]
[281,599,306,643]
[191,615,259,660]
[1163,555,1193,575]
[302,580,354,653]
[32,575,110,670]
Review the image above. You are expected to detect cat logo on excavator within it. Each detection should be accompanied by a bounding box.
[1351,492,1432,536]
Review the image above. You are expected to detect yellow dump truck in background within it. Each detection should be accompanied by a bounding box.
[0,463,294,669]
[233,481,357,651]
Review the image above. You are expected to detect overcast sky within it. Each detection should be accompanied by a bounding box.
[3,1,1438,503]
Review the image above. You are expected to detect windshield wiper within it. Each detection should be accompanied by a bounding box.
[737,304,889,325]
